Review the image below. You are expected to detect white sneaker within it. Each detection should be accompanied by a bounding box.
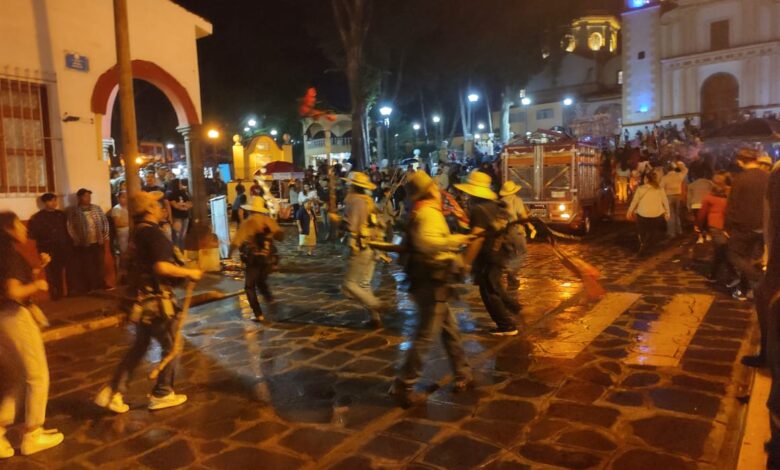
[20,428,64,456]
[0,434,13,459]
[696,236,704,244]
[148,393,187,411]
[94,386,130,414]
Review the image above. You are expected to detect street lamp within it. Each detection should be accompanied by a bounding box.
[432,115,441,123]
[379,106,393,117]
[521,97,532,106]
[413,123,421,131]
[270,129,278,137]
[563,97,574,106]
[207,129,220,140]
[432,115,442,145]
[477,123,485,130]
[467,93,479,103]
[165,143,174,149]
[521,97,532,135]
[467,93,480,138]
[243,127,250,133]
[378,105,393,161]
[247,119,257,127]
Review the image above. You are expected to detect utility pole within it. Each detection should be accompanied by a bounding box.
[112,0,140,216]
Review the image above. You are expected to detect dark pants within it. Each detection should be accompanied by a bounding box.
[765,275,780,466]
[399,283,469,386]
[110,317,176,398]
[40,247,70,300]
[74,243,105,293]
[475,262,516,330]
[245,262,273,316]
[709,228,736,280]
[728,227,764,291]
[636,215,665,253]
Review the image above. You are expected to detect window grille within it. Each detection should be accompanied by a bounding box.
[0,78,53,194]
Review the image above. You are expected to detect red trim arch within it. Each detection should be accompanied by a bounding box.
[91,60,200,138]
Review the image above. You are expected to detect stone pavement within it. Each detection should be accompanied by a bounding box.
[3,222,761,469]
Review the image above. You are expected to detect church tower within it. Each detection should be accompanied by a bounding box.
[621,0,664,128]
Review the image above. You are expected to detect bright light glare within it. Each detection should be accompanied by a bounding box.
[521,97,532,106]
[135,156,143,164]
[412,123,421,130]
[467,93,479,103]
[432,115,441,123]
[477,123,485,130]
[558,204,566,211]
[474,133,481,139]
[248,119,257,127]
[244,127,250,132]
[563,98,574,106]
[270,129,278,136]
[561,213,571,220]
[207,129,220,139]
[165,143,174,149]
[379,106,393,116]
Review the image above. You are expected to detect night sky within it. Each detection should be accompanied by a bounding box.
[126,0,624,147]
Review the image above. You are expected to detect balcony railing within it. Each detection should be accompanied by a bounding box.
[306,137,351,150]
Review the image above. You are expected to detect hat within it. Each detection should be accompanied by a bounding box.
[40,192,56,202]
[342,172,376,190]
[454,171,497,200]
[405,171,435,202]
[758,155,773,166]
[76,188,92,197]
[499,180,521,197]
[241,197,270,214]
[129,191,164,217]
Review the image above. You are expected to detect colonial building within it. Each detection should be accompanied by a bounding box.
[622,0,780,130]
[301,114,352,168]
[0,0,211,219]
[495,14,623,140]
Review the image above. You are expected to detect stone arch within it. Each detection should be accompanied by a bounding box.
[700,72,739,130]
[91,59,200,139]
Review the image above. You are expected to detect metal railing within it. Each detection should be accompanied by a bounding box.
[305,137,352,150]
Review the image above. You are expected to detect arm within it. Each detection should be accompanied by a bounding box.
[5,278,48,303]
[463,227,486,267]
[626,187,641,216]
[154,261,201,281]
[661,191,670,219]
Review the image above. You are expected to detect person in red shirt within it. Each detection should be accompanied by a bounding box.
[697,173,734,283]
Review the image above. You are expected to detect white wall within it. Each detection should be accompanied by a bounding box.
[0,0,210,219]
[622,5,662,126]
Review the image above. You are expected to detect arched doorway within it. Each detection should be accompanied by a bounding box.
[701,73,739,130]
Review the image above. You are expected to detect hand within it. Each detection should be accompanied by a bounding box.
[188,269,203,282]
[39,253,51,268]
[34,279,49,292]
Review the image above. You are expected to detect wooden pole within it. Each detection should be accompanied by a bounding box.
[112,0,141,214]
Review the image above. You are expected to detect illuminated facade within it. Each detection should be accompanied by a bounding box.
[622,0,780,129]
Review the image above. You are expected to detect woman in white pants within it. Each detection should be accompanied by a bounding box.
[0,211,63,458]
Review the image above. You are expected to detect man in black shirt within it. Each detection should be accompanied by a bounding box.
[27,193,71,300]
[457,171,519,336]
[94,191,202,413]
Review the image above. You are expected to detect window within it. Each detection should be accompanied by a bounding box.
[536,108,554,120]
[509,112,527,123]
[638,51,646,60]
[0,78,53,194]
[711,20,730,51]
[618,70,624,85]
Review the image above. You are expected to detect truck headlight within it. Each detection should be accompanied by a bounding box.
[561,213,571,220]
[558,204,567,211]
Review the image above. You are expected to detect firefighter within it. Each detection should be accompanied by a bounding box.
[94,191,202,413]
[390,171,473,407]
[341,172,384,328]
[230,197,284,322]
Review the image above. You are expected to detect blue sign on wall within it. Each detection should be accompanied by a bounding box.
[65,53,89,72]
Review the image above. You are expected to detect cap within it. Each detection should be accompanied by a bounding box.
[76,188,92,196]
[129,191,164,217]
[40,192,56,202]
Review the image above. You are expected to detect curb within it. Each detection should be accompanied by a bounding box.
[42,289,243,343]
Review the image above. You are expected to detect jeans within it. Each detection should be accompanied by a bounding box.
[245,261,273,316]
[475,262,516,330]
[110,317,176,398]
[399,283,470,386]
[343,249,381,310]
[666,195,682,238]
[74,243,105,293]
[728,227,764,291]
[709,228,736,280]
[172,217,190,250]
[0,306,49,432]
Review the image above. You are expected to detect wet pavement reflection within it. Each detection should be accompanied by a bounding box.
[10,224,757,469]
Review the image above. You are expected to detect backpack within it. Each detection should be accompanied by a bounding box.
[476,201,524,265]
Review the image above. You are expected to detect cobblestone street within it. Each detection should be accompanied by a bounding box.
[5,223,759,469]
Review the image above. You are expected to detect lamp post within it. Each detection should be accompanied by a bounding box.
[379,105,393,162]
[467,93,479,138]
[413,122,421,143]
[207,128,220,162]
[521,96,532,136]
[432,114,441,145]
